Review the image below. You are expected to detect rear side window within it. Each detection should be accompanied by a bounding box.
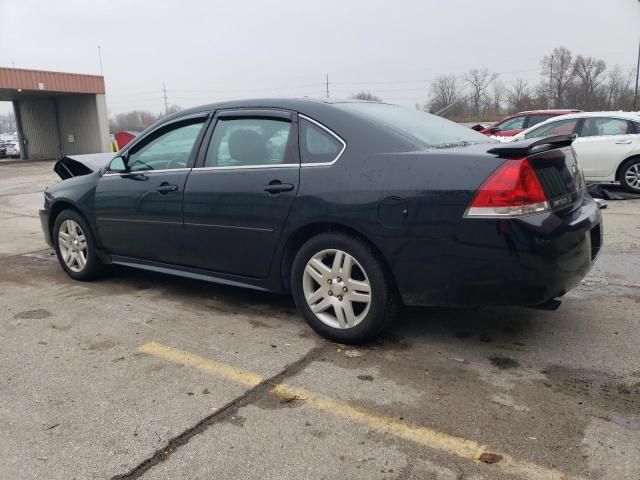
[525,118,578,139]
[300,117,344,164]
[527,114,557,127]
[204,118,292,168]
[579,117,632,137]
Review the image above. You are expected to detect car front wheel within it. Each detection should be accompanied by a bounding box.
[291,232,397,344]
[53,209,104,280]
[619,157,640,193]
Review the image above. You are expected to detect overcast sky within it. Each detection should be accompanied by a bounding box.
[1,0,639,115]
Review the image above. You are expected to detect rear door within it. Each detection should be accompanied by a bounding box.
[574,117,639,178]
[182,109,299,278]
[94,114,208,264]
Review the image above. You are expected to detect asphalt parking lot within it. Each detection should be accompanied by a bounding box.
[1,161,639,480]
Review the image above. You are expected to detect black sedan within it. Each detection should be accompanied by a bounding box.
[40,99,602,343]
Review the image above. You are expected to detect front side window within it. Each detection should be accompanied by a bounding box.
[126,120,205,172]
[204,118,292,168]
[524,118,579,139]
[495,116,525,131]
[579,117,632,137]
[300,118,344,164]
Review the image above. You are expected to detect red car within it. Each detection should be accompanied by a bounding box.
[478,110,581,137]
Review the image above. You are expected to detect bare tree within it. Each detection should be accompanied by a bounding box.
[541,47,576,108]
[603,66,634,110]
[507,79,532,111]
[0,112,17,133]
[350,91,382,102]
[573,55,607,109]
[490,80,505,117]
[109,110,159,133]
[462,68,497,116]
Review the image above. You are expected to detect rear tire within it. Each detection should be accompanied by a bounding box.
[53,209,104,281]
[619,157,640,193]
[291,232,397,344]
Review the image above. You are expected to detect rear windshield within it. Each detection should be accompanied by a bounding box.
[336,102,491,148]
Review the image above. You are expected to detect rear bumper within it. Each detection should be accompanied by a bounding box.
[39,208,53,247]
[395,196,602,307]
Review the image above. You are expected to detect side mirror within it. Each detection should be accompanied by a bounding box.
[108,155,128,173]
[488,127,500,134]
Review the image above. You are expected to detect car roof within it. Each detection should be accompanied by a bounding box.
[163,97,377,120]
[517,111,640,135]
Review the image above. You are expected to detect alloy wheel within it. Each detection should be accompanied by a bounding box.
[58,219,88,272]
[302,249,372,329]
[624,162,640,190]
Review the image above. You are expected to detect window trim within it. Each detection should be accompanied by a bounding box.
[194,109,299,170]
[298,114,347,167]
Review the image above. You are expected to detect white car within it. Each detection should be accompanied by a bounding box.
[511,111,640,193]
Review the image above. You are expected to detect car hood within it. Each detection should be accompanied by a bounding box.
[54,153,114,180]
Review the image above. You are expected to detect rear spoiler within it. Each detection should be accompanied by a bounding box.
[487,134,576,158]
[54,153,114,180]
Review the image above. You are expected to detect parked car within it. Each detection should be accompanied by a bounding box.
[40,99,601,343]
[478,110,581,137]
[511,111,640,192]
[5,142,20,158]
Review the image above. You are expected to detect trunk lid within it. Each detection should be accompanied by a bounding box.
[487,135,584,213]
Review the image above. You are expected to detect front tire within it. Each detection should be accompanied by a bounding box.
[619,157,640,193]
[291,232,397,344]
[53,209,104,280]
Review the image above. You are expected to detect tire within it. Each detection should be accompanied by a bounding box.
[619,157,640,193]
[291,232,398,344]
[53,209,104,281]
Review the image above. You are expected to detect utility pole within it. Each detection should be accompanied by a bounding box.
[325,74,330,98]
[97,45,103,76]
[548,53,553,109]
[635,0,640,110]
[163,82,169,115]
[634,37,640,110]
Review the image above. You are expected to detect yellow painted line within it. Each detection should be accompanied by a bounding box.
[138,342,580,480]
[138,342,262,387]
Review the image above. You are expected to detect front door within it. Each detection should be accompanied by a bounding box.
[574,117,640,178]
[182,109,299,278]
[95,115,208,263]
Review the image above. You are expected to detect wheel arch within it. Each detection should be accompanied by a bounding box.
[279,221,397,292]
[615,154,640,183]
[48,200,101,248]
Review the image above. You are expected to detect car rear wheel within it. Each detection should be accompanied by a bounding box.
[619,158,640,193]
[291,232,397,344]
[53,209,104,280]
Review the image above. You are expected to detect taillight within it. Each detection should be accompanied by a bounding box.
[465,158,549,218]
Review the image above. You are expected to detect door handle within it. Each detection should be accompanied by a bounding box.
[156,183,179,194]
[263,181,294,194]
[615,140,633,145]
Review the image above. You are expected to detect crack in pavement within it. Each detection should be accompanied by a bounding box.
[110,344,328,480]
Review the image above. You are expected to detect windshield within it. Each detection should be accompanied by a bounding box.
[336,102,491,148]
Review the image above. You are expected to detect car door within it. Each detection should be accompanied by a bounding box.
[573,117,639,179]
[94,114,209,263]
[182,109,299,278]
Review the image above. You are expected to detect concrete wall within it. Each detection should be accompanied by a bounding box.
[14,98,61,160]
[13,93,110,160]
[56,94,109,155]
